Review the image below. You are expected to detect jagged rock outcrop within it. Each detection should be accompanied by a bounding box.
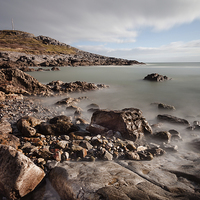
[0,68,52,96]
[87,108,152,141]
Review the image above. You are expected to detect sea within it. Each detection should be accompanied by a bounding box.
[27,62,200,125]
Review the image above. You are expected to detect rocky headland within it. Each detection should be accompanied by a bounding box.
[0,68,200,199]
[0,30,144,69]
[0,31,200,200]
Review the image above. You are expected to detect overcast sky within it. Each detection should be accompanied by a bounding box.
[0,0,200,62]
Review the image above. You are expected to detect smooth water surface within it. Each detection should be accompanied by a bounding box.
[28,62,200,121]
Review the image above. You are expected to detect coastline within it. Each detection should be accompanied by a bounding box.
[0,68,200,199]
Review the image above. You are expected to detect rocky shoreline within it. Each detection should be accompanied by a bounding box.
[0,50,144,69]
[0,69,200,199]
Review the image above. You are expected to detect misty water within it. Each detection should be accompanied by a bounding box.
[26,62,200,199]
[28,62,200,125]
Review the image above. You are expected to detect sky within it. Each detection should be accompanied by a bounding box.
[0,0,200,62]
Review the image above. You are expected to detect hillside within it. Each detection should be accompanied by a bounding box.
[0,30,144,67]
[0,30,76,55]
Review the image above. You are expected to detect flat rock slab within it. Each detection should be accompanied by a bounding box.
[48,158,200,200]
[0,145,45,199]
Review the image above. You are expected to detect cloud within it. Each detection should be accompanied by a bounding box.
[1,0,200,44]
[78,40,200,62]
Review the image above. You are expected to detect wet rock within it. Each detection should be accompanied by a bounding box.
[86,103,100,110]
[55,97,80,106]
[153,131,171,143]
[158,103,175,110]
[157,114,190,126]
[0,145,45,199]
[162,143,178,152]
[87,108,152,141]
[168,129,182,141]
[51,67,60,71]
[144,73,171,82]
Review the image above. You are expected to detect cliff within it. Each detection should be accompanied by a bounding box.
[0,30,144,67]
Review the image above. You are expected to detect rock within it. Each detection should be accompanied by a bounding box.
[0,91,5,101]
[0,119,20,149]
[48,161,179,200]
[0,118,12,135]
[153,131,171,143]
[55,97,79,106]
[0,68,52,96]
[157,114,190,126]
[157,103,175,110]
[17,116,42,137]
[49,115,72,124]
[48,81,109,93]
[126,152,140,160]
[168,129,182,141]
[87,108,152,141]
[86,103,100,110]
[0,145,45,199]
[144,73,171,82]
[51,67,60,71]
[39,115,78,135]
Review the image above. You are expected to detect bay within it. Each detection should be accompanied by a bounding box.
[27,62,200,122]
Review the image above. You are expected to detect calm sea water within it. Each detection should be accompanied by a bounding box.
[28,62,200,122]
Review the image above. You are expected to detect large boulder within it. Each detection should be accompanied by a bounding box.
[0,145,45,199]
[87,108,152,141]
[0,68,52,96]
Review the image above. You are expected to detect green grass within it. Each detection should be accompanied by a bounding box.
[0,30,77,55]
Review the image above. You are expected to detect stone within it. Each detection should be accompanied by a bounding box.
[157,114,190,126]
[17,116,42,137]
[126,152,140,160]
[0,118,12,135]
[48,161,180,200]
[39,115,78,136]
[0,119,20,149]
[158,103,175,110]
[0,145,45,199]
[51,67,60,71]
[0,91,5,101]
[153,131,171,143]
[87,108,152,141]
